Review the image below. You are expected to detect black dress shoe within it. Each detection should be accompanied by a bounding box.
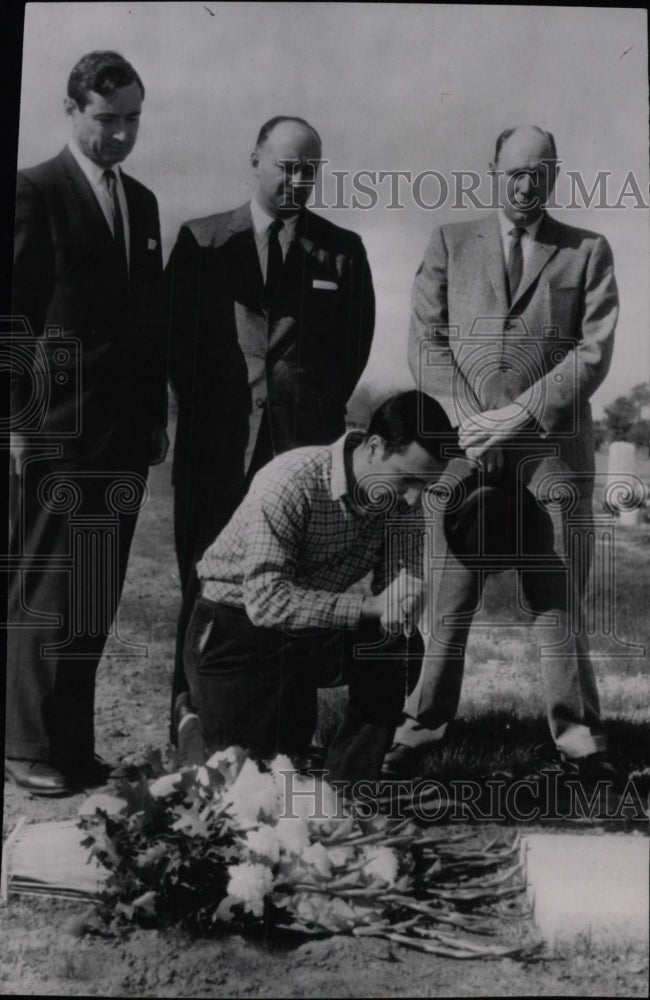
[561,751,623,783]
[63,755,131,788]
[292,746,327,777]
[5,758,73,797]
[380,743,424,780]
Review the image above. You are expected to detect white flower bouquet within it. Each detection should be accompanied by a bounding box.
[75,748,539,957]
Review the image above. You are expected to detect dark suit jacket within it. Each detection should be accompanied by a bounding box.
[409,211,618,498]
[12,146,165,461]
[166,203,375,498]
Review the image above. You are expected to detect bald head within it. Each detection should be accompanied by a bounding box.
[494,125,557,166]
[251,117,322,217]
[490,125,559,226]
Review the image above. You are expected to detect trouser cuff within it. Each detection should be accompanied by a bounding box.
[392,718,449,749]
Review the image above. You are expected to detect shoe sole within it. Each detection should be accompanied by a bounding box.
[5,769,73,797]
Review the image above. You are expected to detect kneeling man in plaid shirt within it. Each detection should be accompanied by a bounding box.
[178,391,453,785]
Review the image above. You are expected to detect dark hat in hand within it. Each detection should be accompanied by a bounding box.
[443,483,554,563]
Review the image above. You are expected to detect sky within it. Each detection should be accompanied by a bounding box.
[15,2,650,417]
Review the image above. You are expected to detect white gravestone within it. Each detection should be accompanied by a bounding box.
[607,441,640,526]
[522,833,649,949]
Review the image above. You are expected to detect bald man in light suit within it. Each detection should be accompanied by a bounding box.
[384,126,619,780]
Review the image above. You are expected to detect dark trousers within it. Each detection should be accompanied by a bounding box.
[170,411,276,735]
[170,488,242,730]
[184,597,423,785]
[6,445,148,765]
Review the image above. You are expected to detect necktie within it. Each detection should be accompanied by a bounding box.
[104,169,128,277]
[265,218,284,295]
[506,227,525,304]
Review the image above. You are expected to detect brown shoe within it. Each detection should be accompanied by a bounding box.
[5,758,72,797]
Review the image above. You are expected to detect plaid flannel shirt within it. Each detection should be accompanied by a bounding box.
[197,432,425,631]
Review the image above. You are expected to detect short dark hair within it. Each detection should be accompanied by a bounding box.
[255,116,322,152]
[365,390,456,461]
[67,51,144,110]
[494,126,557,164]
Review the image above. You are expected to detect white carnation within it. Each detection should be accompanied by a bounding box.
[227,862,274,916]
[224,759,281,828]
[269,754,297,781]
[326,845,355,868]
[362,845,398,885]
[300,842,332,877]
[278,773,341,826]
[275,816,310,853]
[245,826,280,863]
[204,745,248,784]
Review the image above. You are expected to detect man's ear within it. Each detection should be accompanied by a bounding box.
[250,148,260,171]
[365,434,386,460]
[64,97,78,118]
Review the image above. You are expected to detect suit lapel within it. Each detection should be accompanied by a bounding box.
[512,213,559,306]
[57,147,114,247]
[476,214,508,312]
[122,173,139,265]
[228,205,265,309]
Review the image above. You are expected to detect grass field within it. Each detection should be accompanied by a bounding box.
[2,434,649,997]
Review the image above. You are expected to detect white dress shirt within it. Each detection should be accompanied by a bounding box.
[67,140,130,269]
[250,195,298,282]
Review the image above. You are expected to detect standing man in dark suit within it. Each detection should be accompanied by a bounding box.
[6,51,167,795]
[383,125,619,779]
[166,116,375,726]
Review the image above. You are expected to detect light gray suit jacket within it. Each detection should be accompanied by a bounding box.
[409,211,618,498]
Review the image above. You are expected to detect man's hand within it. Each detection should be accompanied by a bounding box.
[361,571,425,635]
[459,403,532,459]
[149,425,169,466]
[472,446,505,477]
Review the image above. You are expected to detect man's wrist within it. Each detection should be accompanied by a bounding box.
[360,594,382,620]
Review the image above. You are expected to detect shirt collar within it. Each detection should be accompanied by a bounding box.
[498,210,543,243]
[68,140,122,188]
[329,431,364,503]
[330,430,411,518]
[250,194,298,240]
